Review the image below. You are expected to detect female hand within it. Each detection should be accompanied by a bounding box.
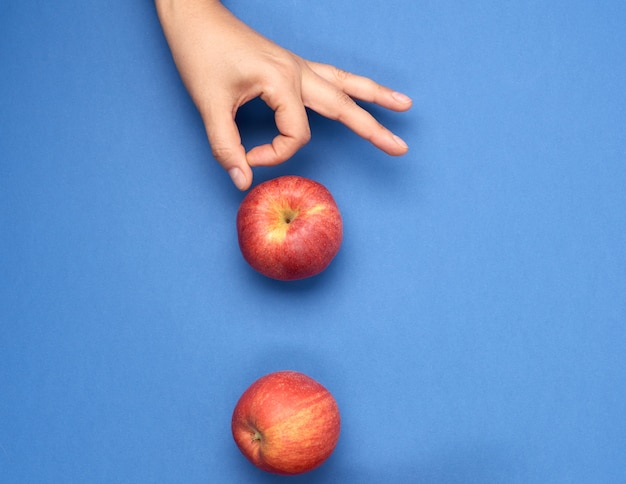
[156,0,412,190]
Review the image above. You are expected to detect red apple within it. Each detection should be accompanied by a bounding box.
[236,175,342,281]
[231,370,341,475]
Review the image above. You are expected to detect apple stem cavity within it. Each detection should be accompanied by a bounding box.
[236,176,343,281]
[282,209,298,225]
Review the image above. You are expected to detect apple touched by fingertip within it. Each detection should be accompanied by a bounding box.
[236,175,343,281]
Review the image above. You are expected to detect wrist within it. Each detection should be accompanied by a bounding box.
[155,0,223,17]
[155,0,221,7]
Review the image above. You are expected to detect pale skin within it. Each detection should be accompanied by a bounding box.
[155,0,413,190]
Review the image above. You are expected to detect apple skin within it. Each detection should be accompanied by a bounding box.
[236,175,342,281]
[231,370,341,475]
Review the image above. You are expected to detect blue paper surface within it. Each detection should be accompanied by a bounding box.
[1,1,625,482]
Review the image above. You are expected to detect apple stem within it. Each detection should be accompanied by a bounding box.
[252,430,262,443]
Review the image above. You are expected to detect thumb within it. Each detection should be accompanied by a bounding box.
[203,108,253,190]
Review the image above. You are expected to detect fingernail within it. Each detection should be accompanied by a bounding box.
[392,91,412,104]
[228,167,246,190]
[393,134,409,149]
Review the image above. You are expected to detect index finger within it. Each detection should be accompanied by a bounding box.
[246,89,311,167]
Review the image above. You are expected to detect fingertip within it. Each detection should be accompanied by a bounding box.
[388,91,412,112]
[385,133,409,156]
[391,91,412,105]
[246,130,308,167]
[392,134,409,151]
[228,166,252,190]
[211,143,252,189]
[374,132,409,156]
[246,145,280,167]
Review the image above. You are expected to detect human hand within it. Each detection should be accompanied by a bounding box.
[156,0,412,190]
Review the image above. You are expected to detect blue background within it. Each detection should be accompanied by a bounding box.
[1,1,625,482]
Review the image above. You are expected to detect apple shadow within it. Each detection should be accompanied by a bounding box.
[231,440,528,483]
